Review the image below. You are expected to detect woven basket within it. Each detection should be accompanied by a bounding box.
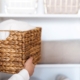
[44,0,79,14]
[0,27,41,74]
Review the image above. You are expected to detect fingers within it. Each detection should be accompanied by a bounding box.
[25,57,35,67]
[25,57,33,64]
[24,57,35,76]
[27,57,33,62]
[29,57,33,62]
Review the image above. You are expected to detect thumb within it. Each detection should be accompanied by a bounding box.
[26,57,33,63]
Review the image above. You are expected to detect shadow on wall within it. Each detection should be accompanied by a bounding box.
[39,40,80,64]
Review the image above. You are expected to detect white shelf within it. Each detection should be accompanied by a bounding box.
[32,64,80,80]
[36,64,80,67]
[0,14,80,18]
[0,64,80,80]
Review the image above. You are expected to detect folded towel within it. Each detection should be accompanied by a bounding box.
[0,19,35,40]
[0,19,35,31]
[5,0,37,14]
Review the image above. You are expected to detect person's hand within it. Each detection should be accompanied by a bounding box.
[24,57,35,76]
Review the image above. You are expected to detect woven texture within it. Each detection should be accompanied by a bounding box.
[0,27,41,74]
[44,0,79,14]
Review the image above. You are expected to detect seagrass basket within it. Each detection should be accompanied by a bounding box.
[0,27,41,74]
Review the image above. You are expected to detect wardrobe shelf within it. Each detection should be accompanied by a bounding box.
[36,64,80,67]
[0,14,80,18]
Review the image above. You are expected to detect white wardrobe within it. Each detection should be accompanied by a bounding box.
[0,0,80,80]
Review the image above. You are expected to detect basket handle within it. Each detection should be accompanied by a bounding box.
[0,31,9,40]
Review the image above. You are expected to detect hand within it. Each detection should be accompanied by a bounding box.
[24,57,35,76]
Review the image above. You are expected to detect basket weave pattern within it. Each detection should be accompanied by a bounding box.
[44,0,79,14]
[0,27,41,74]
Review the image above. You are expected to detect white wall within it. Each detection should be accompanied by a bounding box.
[1,18,80,41]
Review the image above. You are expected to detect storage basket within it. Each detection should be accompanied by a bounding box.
[0,27,41,74]
[4,0,38,14]
[44,0,79,14]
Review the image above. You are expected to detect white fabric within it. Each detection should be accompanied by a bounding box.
[5,0,37,14]
[8,69,30,80]
[6,8,36,14]
[0,19,34,31]
[0,19,35,40]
